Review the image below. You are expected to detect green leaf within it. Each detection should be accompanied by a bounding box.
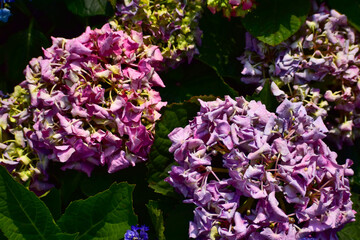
[196,10,245,79]
[328,0,360,32]
[0,166,63,240]
[57,182,137,240]
[146,201,165,240]
[0,19,50,93]
[147,96,216,196]
[159,59,237,103]
[52,169,88,210]
[163,202,194,240]
[40,188,62,221]
[55,233,79,240]
[242,0,310,46]
[64,0,108,17]
[338,193,360,239]
[247,80,279,112]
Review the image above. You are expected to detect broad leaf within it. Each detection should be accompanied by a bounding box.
[328,0,360,32]
[57,182,137,240]
[242,0,310,46]
[163,202,194,240]
[40,188,62,221]
[159,59,237,103]
[147,96,216,196]
[196,10,245,79]
[0,166,63,240]
[1,20,49,93]
[146,200,165,240]
[64,0,108,17]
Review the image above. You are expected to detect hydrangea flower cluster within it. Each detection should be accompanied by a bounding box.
[207,0,255,18]
[111,0,203,69]
[0,86,53,192]
[124,225,149,240]
[1,23,166,191]
[239,4,360,148]
[166,96,355,239]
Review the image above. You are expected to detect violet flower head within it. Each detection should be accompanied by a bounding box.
[111,0,203,69]
[239,3,360,148]
[124,225,149,240]
[166,96,355,239]
[17,23,166,190]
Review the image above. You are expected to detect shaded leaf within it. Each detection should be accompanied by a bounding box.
[0,166,62,240]
[1,19,50,93]
[242,0,310,46]
[159,59,237,103]
[146,200,165,240]
[52,168,88,211]
[57,182,137,240]
[328,0,360,32]
[163,202,194,240]
[55,233,79,240]
[196,10,245,79]
[147,96,216,196]
[64,0,108,17]
[40,188,62,221]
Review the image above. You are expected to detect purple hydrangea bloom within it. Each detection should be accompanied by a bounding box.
[239,4,360,148]
[166,96,355,239]
[111,0,203,69]
[124,225,149,240]
[1,23,166,192]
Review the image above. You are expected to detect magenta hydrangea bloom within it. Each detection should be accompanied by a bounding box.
[239,4,360,148]
[5,23,167,191]
[166,96,355,239]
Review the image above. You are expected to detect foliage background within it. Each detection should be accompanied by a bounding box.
[0,0,359,239]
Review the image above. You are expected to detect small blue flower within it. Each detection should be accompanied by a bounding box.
[124,225,149,240]
[0,8,11,22]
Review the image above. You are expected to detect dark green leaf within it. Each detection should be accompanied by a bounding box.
[247,80,279,112]
[159,59,237,103]
[57,182,137,240]
[1,19,50,93]
[146,201,165,240]
[55,233,79,240]
[147,96,216,196]
[53,169,88,210]
[64,0,108,17]
[328,0,360,32]
[40,188,62,221]
[196,10,245,79]
[163,202,194,240]
[242,0,311,46]
[338,193,360,239]
[0,166,63,240]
